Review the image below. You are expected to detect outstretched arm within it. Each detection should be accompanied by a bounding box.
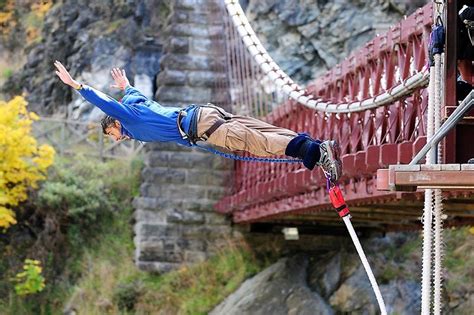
[54,61,137,122]
[54,60,82,90]
[110,67,149,102]
[110,67,130,91]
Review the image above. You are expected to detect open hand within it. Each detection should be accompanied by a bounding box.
[54,60,81,89]
[110,68,130,91]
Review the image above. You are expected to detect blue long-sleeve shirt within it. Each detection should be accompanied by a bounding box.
[78,85,196,146]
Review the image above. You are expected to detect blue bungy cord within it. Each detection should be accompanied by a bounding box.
[195,144,303,163]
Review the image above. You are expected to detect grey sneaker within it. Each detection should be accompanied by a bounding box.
[317,140,342,183]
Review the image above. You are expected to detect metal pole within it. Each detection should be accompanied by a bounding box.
[410,90,474,165]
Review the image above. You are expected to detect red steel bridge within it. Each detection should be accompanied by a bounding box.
[213,2,474,232]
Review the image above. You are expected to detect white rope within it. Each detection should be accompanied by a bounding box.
[431,1,445,311]
[432,51,444,315]
[421,62,436,314]
[433,188,443,315]
[224,0,430,114]
[421,189,434,315]
[342,216,387,315]
[421,0,445,307]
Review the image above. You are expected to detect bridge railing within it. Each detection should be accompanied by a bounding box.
[217,2,434,222]
[32,117,144,160]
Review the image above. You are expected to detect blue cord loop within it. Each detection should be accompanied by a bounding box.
[195,144,340,188]
[195,144,303,163]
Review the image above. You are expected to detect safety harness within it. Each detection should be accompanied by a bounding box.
[177,103,231,145]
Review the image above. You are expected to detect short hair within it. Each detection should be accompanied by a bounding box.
[101,115,117,134]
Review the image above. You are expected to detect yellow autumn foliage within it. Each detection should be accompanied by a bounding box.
[0,0,52,40]
[0,96,55,230]
[31,0,53,18]
[0,0,15,36]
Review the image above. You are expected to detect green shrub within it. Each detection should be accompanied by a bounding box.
[13,259,46,296]
[2,68,13,79]
[0,0,7,11]
[38,156,142,222]
[113,280,143,312]
[0,155,143,314]
[379,264,399,284]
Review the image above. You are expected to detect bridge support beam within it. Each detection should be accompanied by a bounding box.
[377,164,474,191]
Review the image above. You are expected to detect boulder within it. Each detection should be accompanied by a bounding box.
[210,254,334,315]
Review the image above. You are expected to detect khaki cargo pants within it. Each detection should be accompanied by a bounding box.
[196,106,297,156]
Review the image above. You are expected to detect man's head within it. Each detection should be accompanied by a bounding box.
[101,115,123,141]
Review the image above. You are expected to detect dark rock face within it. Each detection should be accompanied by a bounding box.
[2,0,169,116]
[211,234,424,315]
[210,254,334,315]
[244,0,429,83]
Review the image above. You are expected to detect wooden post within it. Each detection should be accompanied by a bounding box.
[99,127,104,161]
[60,121,65,155]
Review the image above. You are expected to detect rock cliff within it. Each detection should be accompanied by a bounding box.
[2,0,169,117]
[244,0,428,83]
[211,231,474,314]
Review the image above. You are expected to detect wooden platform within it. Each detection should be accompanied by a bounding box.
[377,164,474,191]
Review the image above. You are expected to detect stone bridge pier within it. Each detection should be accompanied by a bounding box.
[132,0,235,273]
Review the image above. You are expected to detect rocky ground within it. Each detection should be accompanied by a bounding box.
[211,230,473,315]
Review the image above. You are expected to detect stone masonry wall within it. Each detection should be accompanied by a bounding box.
[133,0,235,273]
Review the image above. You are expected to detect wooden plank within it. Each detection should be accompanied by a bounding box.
[378,167,474,191]
[398,170,474,186]
[440,164,461,171]
[461,164,474,171]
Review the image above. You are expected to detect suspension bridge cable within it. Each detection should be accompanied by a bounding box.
[223,0,430,114]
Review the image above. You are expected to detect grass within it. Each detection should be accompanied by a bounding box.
[443,227,474,293]
[135,241,260,315]
[64,216,260,315]
[378,227,473,293]
[62,207,137,315]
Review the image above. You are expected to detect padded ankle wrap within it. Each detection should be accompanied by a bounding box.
[285,134,308,157]
[285,134,321,170]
